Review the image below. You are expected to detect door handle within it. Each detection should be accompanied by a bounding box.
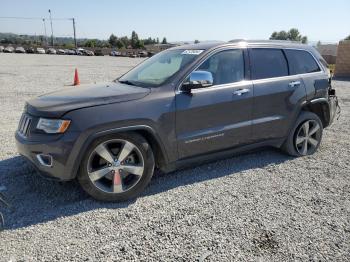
[289,81,301,88]
[233,88,250,96]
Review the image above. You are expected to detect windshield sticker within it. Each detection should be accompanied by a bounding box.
[181,50,204,55]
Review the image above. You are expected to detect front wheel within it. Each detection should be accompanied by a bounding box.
[282,112,323,157]
[77,133,155,202]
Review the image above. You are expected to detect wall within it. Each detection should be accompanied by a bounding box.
[335,40,350,77]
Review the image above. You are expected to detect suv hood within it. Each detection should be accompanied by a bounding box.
[27,82,151,118]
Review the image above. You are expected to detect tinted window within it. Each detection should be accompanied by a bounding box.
[196,49,244,85]
[284,49,320,75]
[250,49,288,80]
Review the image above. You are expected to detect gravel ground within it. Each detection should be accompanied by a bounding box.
[0,53,349,261]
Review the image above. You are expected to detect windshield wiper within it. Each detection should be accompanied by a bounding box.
[118,80,137,86]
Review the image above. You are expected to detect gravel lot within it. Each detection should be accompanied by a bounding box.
[0,53,349,261]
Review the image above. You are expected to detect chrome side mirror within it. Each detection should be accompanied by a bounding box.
[182,70,213,92]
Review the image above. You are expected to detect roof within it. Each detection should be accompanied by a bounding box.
[170,40,313,51]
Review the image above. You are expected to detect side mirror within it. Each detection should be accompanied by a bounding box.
[182,70,213,92]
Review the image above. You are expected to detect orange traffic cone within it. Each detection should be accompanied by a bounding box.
[73,68,80,86]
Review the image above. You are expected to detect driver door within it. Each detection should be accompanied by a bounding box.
[175,49,254,159]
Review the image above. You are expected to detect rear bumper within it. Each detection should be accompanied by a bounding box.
[328,94,339,127]
[15,131,80,181]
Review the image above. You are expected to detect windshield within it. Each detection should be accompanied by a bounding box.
[118,49,203,87]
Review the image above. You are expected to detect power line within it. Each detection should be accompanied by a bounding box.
[0,16,73,21]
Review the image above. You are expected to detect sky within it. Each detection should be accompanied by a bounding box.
[0,0,349,43]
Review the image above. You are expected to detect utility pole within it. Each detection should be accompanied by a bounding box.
[48,9,54,46]
[42,18,48,46]
[72,18,77,49]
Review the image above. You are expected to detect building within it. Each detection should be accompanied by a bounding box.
[317,44,338,64]
[335,40,350,77]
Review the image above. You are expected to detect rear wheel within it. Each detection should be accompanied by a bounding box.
[282,112,323,157]
[78,133,155,201]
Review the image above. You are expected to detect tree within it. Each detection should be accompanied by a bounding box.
[345,35,350,40]
[115,39,124,49]
[194,40,200,44]
[270,28,308,43]
[119,36,129,48]
[108,34,118,47]
[84,39,97,48]
[156,37,159,44]
[131,31,139,49]
[270,30,288,40]
[161,37,167,44]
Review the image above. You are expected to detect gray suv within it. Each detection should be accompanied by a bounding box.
[16,40,338,201]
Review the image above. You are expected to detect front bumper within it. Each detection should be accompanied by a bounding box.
[15,131,80,181]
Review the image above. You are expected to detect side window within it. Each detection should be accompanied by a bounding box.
[250,49,288,80]
[284,49,321,75]
[196,49,244,85]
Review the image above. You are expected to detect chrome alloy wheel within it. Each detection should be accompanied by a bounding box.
[87,139,144,193]
[295,120,322,156]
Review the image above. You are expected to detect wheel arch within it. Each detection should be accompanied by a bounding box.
[301,98,331,128]
[72,125,169,179]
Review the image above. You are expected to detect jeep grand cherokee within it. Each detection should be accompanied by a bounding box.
[16,40,338,201]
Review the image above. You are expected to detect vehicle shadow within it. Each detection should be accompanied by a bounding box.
[0,148,291,230]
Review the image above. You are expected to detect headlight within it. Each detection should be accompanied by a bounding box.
[36,118,71,134]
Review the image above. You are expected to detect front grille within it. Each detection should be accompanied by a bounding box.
[17,114,32,137]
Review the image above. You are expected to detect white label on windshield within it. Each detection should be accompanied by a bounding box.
[181,50,204,55]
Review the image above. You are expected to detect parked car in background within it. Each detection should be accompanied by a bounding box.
[94,49,104,56]
[36,48,45,54]
[129,52,137,58]
[68,49,76,55]
[110,50,121,56]
[26,47,35,54]
[3,46,14,53]
[147,51,155,57]
[76,49,84,55]
[57,49,65,55]
[47,48,57,54]
[138,51,148,57]
[84,50,94,56]
[15,47,26,53]
[0,46,4,52]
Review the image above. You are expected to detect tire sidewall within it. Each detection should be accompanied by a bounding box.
[284,111,323,156]
[78,132,155,202]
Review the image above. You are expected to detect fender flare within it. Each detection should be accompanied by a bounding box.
[69,125,169,178]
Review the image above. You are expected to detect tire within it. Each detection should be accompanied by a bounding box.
[77,132,155,202]
[282,111,323,157]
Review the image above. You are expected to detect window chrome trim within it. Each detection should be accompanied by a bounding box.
[248,47,325,81]
[189,80,252,94]
[176,46,326,93]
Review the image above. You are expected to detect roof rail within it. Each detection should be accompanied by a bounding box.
[228,39,302,44]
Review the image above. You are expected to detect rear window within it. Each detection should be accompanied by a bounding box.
[284,49,320,75]
[250,49,288,80]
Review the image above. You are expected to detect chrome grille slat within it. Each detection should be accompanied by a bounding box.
[17,114,32,137]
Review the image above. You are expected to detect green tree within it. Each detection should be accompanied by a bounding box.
[345,35,350,40]
[135,39,145,49]
[161,37,167,44]
[270,28,307,43]
[156,37,159,44]
[108,34,118,47]
[194,40,200,44]
[119,36,129,48]
[270,30,288,40]
[131,31,139,49]
[84,39,97,48]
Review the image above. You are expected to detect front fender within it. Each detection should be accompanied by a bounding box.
[65,124,169,179]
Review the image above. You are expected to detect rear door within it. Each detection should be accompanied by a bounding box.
[249,48,306,141]
[175,48,254,159]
